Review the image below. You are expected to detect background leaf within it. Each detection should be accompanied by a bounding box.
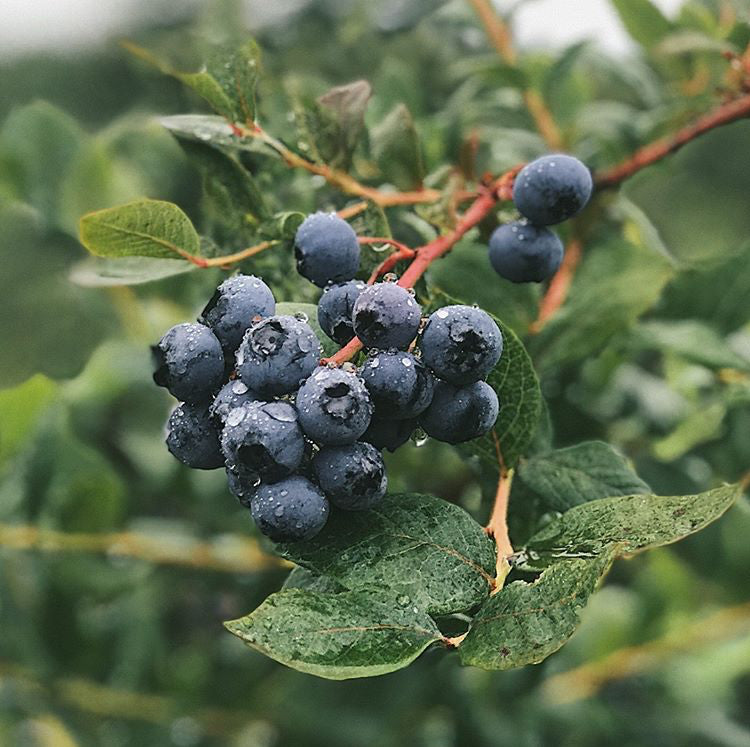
[370,104,424,190]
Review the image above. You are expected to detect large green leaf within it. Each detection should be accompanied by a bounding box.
[532,240,673,372]
[526,484,741,561]
[79,199,200,260]
[459,549,617,671]
[623,122,750,265]
[370,104,424,190]
[631,320,750,371]
[69,256,196,287]
[277,493,496,616]
[611,0,673,49]
[225,589,443,680]
[518,442,650,513]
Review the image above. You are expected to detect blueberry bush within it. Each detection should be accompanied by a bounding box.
[3,0,750,743]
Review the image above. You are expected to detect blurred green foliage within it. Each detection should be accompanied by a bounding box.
[2,0,750,744]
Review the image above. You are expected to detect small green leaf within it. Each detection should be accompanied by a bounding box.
[225,589,442,680]
[459,549,617,671]
[632,320,750,371]
[611,0,672,49]
[277,493,496,616]
[159,114,266,153]
[652,402,727,462]
[518,442,650,513]
[79,199,200,260]
[276,302,337,358]
[69,257,196,287]
[370,104,424,190]
[124,40,261,124]
[526,484,742,560]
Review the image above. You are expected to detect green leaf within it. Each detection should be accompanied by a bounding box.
[518,442,650,513]
[652,402,727,462]
[225,589,442,680]
[124,39,261,124]
[69,257,196,287]
[159,114,265,153]
[611,0,672,49]
[655,31,734,56]
[301,80,372,170]
[0,202,113,386]
[79,199,200,260]
[458,549,618,671]
[0,101,85,228]
[526,484,742,561]
[370,104,424,190]
[282,566,346,594]
[532,240,673,372]
[276,301,337,358]
[623,122,750,265]
[632,320,750,371]
[0,375,57,467]
[276,493,496,616]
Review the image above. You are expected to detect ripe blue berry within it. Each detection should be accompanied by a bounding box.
[226,467,256,507]
[488,222,564,283]
[152,323,225,403]
[513,154,592,226]
[166,402,224,469]
[420,305,503,386]
[362,416,417,452]
[313,442,387,511]
[317,280,366,345]
[200,274,275,355]
[210,379,261,425]
[251,476,330,542]
[221,401,305,482]
[294,212,361,287]
[352,283,422,350]
[420,380,499,444]
[235,315,321,397]
[296,366,373,445]
[361,350,434,419]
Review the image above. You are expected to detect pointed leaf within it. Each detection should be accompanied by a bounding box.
[518,441,650,513]
[277,493,496,616]
[79,199,200,260]
[370,104,424,190]
[225,589,442,679]
[526,484,742,561]
[459,549,617,670]
[611,0,672,49]
[69,257,196,287]
[315,80,372,169]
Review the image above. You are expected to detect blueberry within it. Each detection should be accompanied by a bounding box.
[362,416,417,452]
[251,476,330,542]
[317,280,366,345]
[210,379,262,425]
[361,350,434,419]
[226,467,256,507]
[313,442,387,511]
[420,305,503,386]
[294,212,361,287]
[296,366,373,445]
[199,274,275,355]
[420,380,499,444]
[221,401,305,482]
[352,283,422,350]
[513,154,592,226]
[235,315,321,397]
[488,222,564,283]
[166,402,224,469]
[152,323,225,403]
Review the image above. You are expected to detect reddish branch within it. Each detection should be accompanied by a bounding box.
[324,167,522,365]
[358,237,417,284]
[595,92,750,189]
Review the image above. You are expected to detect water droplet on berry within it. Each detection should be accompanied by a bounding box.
[383,273,398,283]
[294,311,309,323]
[226,408,246,427]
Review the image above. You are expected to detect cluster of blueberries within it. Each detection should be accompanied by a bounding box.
[153,213,502,543]
[489,154,593,283]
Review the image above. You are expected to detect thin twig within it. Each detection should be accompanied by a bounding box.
[200,240,280,268]
[467,0,563,149]
[594,92,750,189]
